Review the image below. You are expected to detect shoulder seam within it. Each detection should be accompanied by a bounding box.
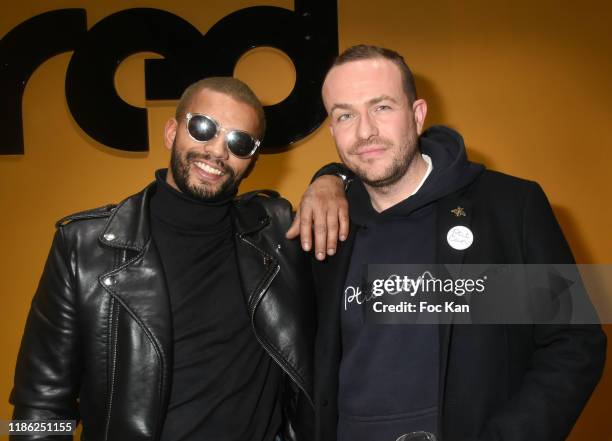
[236,189,280,205]
[56,204,116,227]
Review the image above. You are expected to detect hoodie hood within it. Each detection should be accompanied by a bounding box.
[348,125,485,225]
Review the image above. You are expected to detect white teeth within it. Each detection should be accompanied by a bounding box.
[194,161,223,176]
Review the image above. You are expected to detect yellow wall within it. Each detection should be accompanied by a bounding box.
[1,1,611,440]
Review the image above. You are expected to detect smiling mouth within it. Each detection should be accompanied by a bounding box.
[356,146,387,156]
[193,161,224,176]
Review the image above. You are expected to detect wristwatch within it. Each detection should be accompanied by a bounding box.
[311,162,354,192]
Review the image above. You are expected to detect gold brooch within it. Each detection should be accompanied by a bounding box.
[451,206,466,217]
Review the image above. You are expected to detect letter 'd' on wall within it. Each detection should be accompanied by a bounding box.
[0,1,338,155]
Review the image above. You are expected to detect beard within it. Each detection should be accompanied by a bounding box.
[349,131,419,189]
[170,141,239,202]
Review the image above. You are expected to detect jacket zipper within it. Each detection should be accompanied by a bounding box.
[104,299,119,440]
[104,249,127,440]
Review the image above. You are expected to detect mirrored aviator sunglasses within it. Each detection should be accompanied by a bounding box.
[185,112,261,159]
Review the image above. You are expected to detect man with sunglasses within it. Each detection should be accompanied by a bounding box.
[10,77,346,441]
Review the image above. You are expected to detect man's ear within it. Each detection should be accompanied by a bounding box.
[412,99,428,135]
[164,118,178,151]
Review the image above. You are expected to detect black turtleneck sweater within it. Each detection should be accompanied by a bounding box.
[150,170,282,441]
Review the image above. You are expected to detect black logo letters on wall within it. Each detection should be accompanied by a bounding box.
[0,1,338,155]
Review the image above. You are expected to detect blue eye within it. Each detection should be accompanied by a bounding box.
[337,113,353,122]
[376,105,391,112]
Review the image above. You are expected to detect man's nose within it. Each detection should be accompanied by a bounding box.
[202,133,229,159]
[356,112,378,140]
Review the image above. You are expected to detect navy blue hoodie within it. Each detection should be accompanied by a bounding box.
[337,126,483,441]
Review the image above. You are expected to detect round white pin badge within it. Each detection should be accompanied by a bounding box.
[447,225,473,250]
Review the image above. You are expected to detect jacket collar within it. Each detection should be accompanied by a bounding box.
[100,182,154,252]
[232,196,270,236]
[99,181,270,250]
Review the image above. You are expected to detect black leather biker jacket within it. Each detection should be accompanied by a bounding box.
[10,182,314,441]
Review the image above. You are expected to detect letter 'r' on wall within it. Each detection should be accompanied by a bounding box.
[0,9,87,155]
[0,1,339,155]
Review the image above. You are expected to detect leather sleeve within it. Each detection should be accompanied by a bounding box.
[9,227,81,441]
[478,182,607,441]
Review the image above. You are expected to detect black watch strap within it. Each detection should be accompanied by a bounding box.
[310,162,354,191]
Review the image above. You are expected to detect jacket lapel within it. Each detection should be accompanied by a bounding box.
[98,184,173,377]
[435,193,474,435]
[436,196,473,271]
[231,200,279,311]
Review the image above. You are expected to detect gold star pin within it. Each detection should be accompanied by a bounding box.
[451,206,466,217]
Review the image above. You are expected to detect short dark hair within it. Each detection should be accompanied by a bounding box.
[175,77,266,139]
[329,45,417,103]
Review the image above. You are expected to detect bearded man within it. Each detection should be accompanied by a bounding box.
[10,77,346,441]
